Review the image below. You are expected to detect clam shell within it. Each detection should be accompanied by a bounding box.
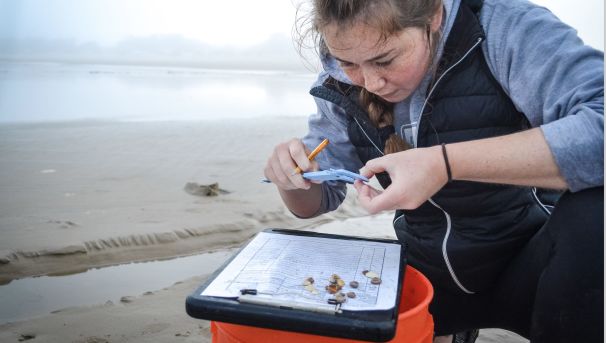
[304,284,319,294]
[371,277,382,285]
[326,284,340,294]
[364,271,379,279]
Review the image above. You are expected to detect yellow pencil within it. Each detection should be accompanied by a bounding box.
[292,138,329,175]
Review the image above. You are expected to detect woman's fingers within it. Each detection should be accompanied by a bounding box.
[359,156,388,179]
[355,183,399,214]
[306,161,324,184]
[289,140,312,172]
[355,156,399,213]
[355,147,449,213]
[264,139,315,190]
[354,180,395,214]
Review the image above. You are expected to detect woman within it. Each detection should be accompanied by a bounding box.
[263,0,603,342]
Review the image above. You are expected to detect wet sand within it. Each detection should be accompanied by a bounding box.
[0,118,527,342]
[0,118,368,284]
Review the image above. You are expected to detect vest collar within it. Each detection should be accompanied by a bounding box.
[435,2,486,77]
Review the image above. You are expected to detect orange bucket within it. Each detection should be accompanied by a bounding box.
[211,265,434,343]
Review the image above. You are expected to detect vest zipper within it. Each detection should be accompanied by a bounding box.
[531,187,553,215]
[416,36,484,295]
[429,199,475,294]
[359,36,484,294]
[392,201,474,295]
[353,117,385,157]
[413,36,484,148]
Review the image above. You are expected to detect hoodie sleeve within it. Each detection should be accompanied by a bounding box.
[481,0,604,191]
[301,73,365,214]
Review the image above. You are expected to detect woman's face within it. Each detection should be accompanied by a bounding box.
[323,22,435,103]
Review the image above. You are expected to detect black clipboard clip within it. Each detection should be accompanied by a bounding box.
[238,294,342,315]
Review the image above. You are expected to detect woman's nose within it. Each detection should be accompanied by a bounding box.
[362,68,386,93]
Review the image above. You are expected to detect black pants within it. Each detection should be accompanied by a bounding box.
[430,187,604,342]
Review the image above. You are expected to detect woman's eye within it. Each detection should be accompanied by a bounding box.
[339,61,355,69]
[376,59,393,67]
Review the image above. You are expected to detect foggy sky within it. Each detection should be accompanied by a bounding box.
[0,0,602,70]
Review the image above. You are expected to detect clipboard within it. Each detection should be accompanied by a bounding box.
[185,229,407,342]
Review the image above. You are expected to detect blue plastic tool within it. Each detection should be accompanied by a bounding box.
[261,169,368,184]
[301,169,369,184]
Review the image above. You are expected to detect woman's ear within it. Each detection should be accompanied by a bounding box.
[429,4,444,33]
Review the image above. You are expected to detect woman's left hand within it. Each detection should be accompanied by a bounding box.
[353,146,448,214]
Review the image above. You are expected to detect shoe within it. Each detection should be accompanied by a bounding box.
[452,329,479,343]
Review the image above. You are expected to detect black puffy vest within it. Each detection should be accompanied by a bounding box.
[309,1,549,294]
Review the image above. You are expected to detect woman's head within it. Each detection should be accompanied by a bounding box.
[309,0,443,102]
[298,0,443,154]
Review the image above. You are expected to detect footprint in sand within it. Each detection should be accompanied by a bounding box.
[73,337,109,343]
[48,220,78,229]
[141,322,171,335]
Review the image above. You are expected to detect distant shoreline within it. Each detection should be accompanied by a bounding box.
[0,62,318,124]
[0,57,319,74]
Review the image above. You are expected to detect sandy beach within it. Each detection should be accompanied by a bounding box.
[0,118,527,342]
[0,117,366,282]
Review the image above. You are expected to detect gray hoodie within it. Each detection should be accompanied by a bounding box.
[302,0,604,214]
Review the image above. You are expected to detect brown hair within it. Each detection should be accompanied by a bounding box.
[296,0,442,154]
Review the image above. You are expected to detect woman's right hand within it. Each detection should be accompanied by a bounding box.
[264,138,319,191]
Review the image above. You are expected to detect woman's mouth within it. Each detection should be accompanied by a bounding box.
[378,89,399,100]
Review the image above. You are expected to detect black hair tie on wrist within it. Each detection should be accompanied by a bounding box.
[441,143,453,183]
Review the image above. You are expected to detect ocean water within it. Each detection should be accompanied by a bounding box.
[0,249,234,324]
[0,62,318,123]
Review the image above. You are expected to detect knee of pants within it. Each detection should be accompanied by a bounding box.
[544,187,603,286]
[545,187,603,246]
